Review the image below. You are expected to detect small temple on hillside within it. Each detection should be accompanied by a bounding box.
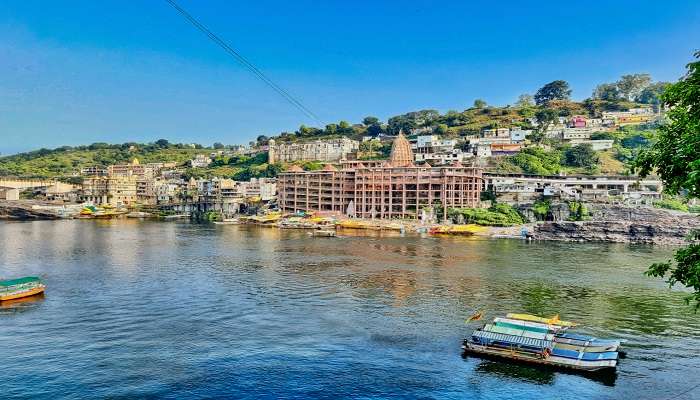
[278,132,484,220]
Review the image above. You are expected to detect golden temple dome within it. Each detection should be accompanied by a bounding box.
[389,132,414,167]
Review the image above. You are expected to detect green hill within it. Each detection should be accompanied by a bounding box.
[0,141,212,179]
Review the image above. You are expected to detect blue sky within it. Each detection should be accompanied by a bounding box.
[1,0,699,155]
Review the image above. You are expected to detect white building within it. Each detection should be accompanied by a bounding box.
[510,129,530,143]
[267,137,359,163]
[190,154,212,168]
[569,139,614,151]
[482,127,510,138]
[476,143,492,158]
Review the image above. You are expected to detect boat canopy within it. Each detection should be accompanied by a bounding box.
[0,277,41,287]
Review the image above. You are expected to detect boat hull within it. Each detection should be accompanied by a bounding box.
[462,341,617,373]
[0,286,45,301]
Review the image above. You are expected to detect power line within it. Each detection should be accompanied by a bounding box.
[164,0,321,124]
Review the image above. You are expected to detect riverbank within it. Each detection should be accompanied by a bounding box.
[3,200,698,245]
[532,204,700,245]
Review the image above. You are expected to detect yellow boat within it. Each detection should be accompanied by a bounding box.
[429,224,485,235]
[0,277,46,301]
[506,313,577,328]
[338,220,372,229]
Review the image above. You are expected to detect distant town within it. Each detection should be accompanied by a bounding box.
[0,107,673,213]
[0,76,697,242]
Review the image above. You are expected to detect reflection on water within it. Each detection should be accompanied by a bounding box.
[0,220,698,399]
[0,292,45,313]
[472,359,556,385]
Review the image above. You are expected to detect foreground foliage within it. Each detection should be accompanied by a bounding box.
[636,51,700,310]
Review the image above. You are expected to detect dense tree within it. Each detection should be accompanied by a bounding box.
[636,82,670,105]
[473,99,487,108]
[510,147,562,175]
[534,80,571,106]
[564,144,599,168]
[616,73,652,101]
[325,123,338,135]
[387,114,417,134]
[155,139,170,148]
[212,142,225,149]
[592,83,621,101]
[635,52,700,310]
[362,116,380,126]
[366,123,383,136]
[534,108,558,141]
[435,124,449,135]
[515,94,534,107]
[256,135,269,145]
[337,120,352,134]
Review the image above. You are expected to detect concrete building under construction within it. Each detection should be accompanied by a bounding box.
[278,133,484,219]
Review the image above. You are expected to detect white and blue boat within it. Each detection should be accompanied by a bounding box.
[462,314,622,373]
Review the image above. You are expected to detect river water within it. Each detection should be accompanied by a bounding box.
[1,220,698,399]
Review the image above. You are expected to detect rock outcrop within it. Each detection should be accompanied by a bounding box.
[0,201,61,220]
[534,205,699,245]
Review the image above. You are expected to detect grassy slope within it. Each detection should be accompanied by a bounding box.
[0,147,212,179]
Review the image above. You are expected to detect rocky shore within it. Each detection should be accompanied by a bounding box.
[533,204,700,245]
[0,200,63,220]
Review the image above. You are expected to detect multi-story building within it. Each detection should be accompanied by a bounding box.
[510,129,530,143]
[267,137,359,163]
[155,180,182,204]
[278,133,484,220]
[80,166,108,177]
[569,115,587,128]
[237,178,277,201]
[412,135,470,164]
[602,109,656,126]
[107,158,163,179]
[81,176,138,206]
[482,127,510,138]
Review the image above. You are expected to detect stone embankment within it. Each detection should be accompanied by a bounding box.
[533,204,700,245]
[0,200,62,220]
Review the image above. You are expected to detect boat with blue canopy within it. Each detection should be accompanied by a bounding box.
[462,313,622,373]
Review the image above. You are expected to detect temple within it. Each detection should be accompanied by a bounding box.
[278,133,484,219]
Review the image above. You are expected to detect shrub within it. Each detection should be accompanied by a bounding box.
[654,198,689,212]
[567,201,589,221]
[532,200,551,220]
[448,203,524,226]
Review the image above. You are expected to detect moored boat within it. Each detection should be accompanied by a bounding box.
[463,313,621,374]
[429,224,484,235]
[312,229,337,237]
[0,277,46,301]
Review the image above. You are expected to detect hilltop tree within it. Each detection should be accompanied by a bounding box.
[592,83,621,101]
[636,51,700,310]
[616,73,652,101]
[362,116,380,126]
[325,123,338,135]
[636,82,670,105]
[256,135,269,145]
[213,142,225,149]
[534,80,571,106]
[366,123,384,136]
[473,99,487,108]
[155,139,170,148]
[338,120,352,134]
[515,94,534,107]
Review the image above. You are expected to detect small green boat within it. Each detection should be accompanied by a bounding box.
[0,277,46,301]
